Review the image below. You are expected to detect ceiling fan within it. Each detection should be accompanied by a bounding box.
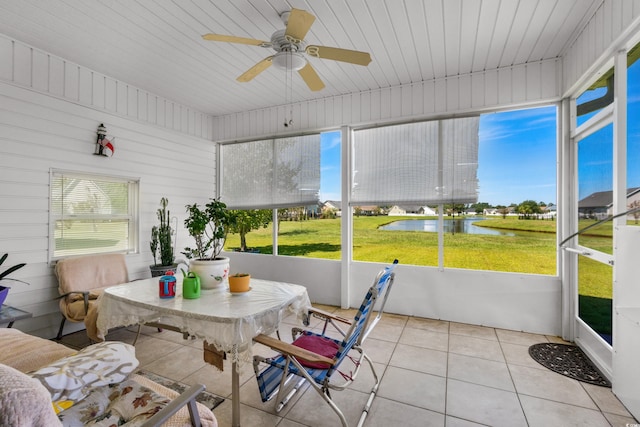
[202,8,372,91]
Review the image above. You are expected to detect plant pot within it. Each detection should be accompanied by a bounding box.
[0,285,8,306]
[228,274,250,293]
[149,263,178,278]
[189,257,230,290]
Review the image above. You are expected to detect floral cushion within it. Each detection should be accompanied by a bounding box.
[29,341,138,414]
[58,379,170,426]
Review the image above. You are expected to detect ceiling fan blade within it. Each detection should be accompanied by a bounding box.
[285,8,315,42]
[306,45,372,66]
[298,62,325,91]
[202,33,271,47]
[237,56,273,82]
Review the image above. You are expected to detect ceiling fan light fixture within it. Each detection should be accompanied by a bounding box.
[272,52,306,71]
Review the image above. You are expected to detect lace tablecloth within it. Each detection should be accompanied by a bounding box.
[96,277,311,363]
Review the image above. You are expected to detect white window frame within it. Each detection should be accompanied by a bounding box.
[48,169,139,261]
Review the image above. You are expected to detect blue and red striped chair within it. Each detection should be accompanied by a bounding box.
[253,260,398,427]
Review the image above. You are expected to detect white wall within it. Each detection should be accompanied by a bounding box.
[225,252,562,337]
[562,0,640,94]
[0,35,216,338]
[212,59,560,142]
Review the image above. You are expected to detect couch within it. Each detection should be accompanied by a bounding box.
[0,328,217,426]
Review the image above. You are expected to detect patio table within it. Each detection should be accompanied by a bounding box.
[95,276,311,427]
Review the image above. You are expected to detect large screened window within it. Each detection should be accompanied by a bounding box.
[351,107,557,274]
[222,107,558,274]
[50,170,139,259]
[350,117,480,265]
[220,133,324,256]
[574,64,615,345]
[627,42,640,227]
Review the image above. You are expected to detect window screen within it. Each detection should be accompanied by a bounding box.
[351,117,480,205]
[220,134,321,209]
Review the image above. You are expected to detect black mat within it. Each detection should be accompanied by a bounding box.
[136,370,225,410]
[528,343,611,387]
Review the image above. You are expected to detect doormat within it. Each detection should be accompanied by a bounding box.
[136,370,225,410]
[528,343,611,387]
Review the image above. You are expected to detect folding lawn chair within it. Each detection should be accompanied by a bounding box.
[253,259,398,427]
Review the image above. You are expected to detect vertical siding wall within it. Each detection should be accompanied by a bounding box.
[562,0,640,94]
[212,59,560,141]
[0,34,216,337]
[0,35,212,139]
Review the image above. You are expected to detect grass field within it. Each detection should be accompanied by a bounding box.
[224,215,616,336]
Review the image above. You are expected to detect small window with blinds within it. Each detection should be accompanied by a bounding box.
[49,170,139,259]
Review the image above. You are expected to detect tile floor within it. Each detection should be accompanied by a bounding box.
[59,306,638,427]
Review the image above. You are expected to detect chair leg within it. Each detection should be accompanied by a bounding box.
[275,377,306,412]
[56,317,66,340]
[133,324,143,345]
[357,352,380,427]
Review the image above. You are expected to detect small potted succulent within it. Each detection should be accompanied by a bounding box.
[228,273,251,293]
[149,197,177,277]
[0,253,27,306]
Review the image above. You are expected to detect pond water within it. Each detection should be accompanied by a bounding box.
[379,218,515,236]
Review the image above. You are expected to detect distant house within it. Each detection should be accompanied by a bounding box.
[354,205,379,215]
[321,200,342,217]
[388,205,406,215]
[484,207,516,216]
[578,188,640,220]
[388,205,436,216]
[418,206,437,215]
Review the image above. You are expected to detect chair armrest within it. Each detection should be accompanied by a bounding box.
[309,307,352,325]
[254,334,336,366]
[57,291,90,299]
[141,383,204,427]
[57,291,91,314]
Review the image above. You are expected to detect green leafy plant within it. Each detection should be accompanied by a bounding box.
[0,253,27,285]
[150,197,175,267]
[183,198,235,260]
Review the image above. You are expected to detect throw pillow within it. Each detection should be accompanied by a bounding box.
[58,379,170,426]
[292,334,340,369]
[30,341,139,414]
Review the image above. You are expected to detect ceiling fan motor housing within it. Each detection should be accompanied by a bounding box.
[270,29,307,70]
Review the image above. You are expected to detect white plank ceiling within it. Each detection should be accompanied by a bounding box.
[0,0,599,117]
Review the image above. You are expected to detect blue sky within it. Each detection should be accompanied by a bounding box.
[320,60,639,207]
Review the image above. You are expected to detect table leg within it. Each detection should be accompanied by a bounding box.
[232,360,240,427]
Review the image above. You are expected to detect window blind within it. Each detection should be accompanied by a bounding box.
[351,117,480,205]
[50,171,138,258]
[220,134,321,209]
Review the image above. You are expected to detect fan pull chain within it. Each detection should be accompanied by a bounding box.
[283,52,293,128]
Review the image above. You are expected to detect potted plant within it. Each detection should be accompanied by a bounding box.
[182,198,234,290]
[0,253,27,306]
[149,197,178,277]
[228,273,251,293]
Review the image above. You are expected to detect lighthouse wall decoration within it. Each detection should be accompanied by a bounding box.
[94,123,115,157]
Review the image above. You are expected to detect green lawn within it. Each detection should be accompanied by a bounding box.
[224,214,616,336]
